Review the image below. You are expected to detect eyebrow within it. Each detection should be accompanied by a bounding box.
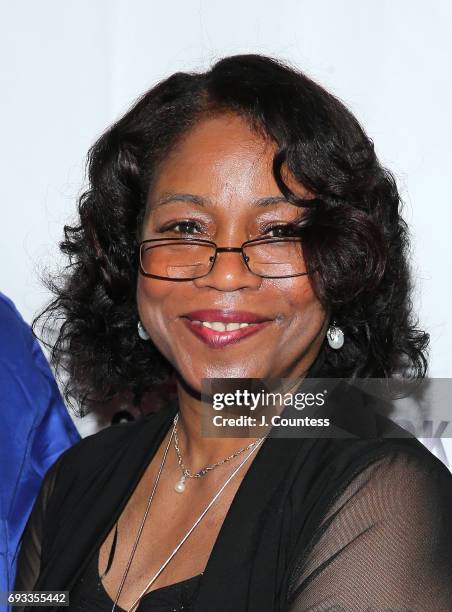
[151,192,292,209]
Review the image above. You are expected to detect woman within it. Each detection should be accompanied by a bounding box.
[15,54,452,611]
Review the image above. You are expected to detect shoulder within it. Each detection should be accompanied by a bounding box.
[0,291,22,320]
[288,438,452,608]
[336,438,452,504]
[312,436,452,533]
[335,435,451,487]
[53,418,144,470]
[313,440,452,574]
[0,292,32,356]
[47,408,172,491]
[291,436,452,558]
[297,434,452,527]
[0,292,52,387]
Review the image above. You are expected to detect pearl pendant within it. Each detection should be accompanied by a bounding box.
[175,476,186,493]
[327,325,344,349]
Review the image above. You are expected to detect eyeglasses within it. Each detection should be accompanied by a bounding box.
[139,236,314,281]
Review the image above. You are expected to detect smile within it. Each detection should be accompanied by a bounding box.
[181,318,273,348]
[192,320,257,331]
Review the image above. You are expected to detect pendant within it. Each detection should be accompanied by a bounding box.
[175,475,186,493]
[327,324,344,349]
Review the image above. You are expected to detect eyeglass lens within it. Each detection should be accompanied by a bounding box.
[140,239,307,279]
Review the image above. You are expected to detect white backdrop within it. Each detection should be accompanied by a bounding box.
[1,0,451,461]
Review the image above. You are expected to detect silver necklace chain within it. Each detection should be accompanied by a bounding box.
[109,413,265,612]
[174,413,261,478]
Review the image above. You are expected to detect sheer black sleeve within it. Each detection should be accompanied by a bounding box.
[287,450,452,612]
[14,455,63,593]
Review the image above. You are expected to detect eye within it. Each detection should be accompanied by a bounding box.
[158,220,204,235]
[262,223,299,238]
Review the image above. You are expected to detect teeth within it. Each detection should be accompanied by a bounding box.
[191,320,258,331]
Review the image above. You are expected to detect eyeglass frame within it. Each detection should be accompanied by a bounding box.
[138,235,317,281]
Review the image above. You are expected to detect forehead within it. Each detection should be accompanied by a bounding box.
[145,113,312,220]
[148,113,278,199]
[166,111,273,158]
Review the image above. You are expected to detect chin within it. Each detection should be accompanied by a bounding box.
[181,362,266,392]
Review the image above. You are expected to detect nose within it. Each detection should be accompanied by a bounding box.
[193,244,262,292]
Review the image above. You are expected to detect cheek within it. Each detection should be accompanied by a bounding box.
[137,274,172,304]
[136,276,176,352]
[272,277,325,328]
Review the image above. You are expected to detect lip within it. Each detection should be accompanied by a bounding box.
[182,309,272,324]
[181,317,273,349]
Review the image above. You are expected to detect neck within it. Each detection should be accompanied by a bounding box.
[173,383,260,466]
[173,353,320,467]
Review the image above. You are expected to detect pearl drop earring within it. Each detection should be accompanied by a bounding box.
[326,320,344,349]
[137,321,150,340]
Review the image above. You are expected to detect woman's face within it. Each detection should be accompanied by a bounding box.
[137,112,328,392]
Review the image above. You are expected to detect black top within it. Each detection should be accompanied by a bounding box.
[14,354,452,611]
[69,544,202,611]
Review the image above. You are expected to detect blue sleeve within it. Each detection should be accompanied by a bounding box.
[0,292,80,604]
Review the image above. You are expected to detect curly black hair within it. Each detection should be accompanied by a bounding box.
[34,53,429,415]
